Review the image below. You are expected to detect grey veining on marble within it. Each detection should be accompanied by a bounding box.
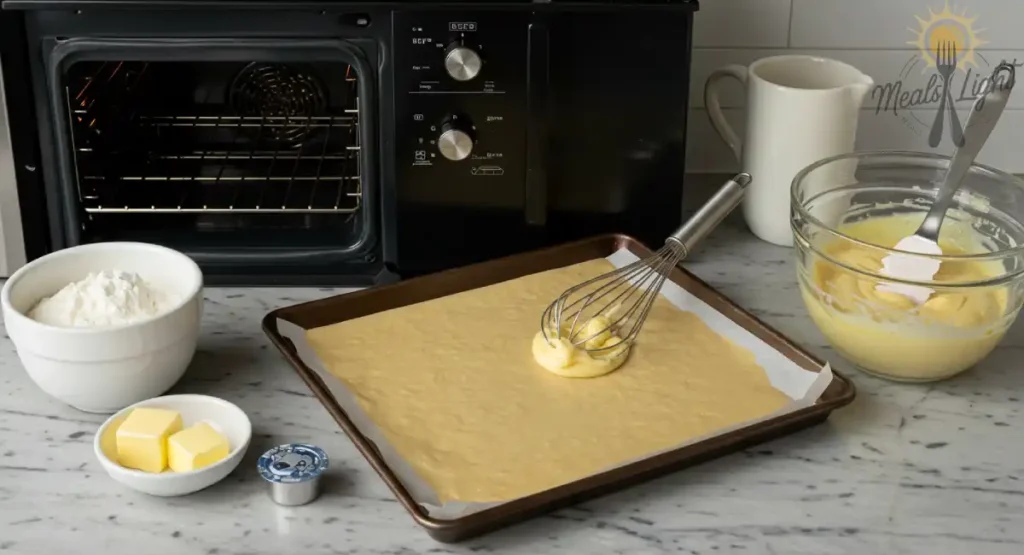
[3,191,1024,555]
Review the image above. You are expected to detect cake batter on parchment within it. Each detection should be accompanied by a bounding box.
[306,258,789,503]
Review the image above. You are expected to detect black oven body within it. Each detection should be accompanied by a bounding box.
[4,0,698,285]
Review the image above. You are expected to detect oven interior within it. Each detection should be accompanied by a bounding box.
[62,59,367,255]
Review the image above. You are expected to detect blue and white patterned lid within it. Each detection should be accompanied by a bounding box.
[257,444,329,484]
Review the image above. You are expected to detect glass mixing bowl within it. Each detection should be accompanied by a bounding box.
[791,151,1024,382]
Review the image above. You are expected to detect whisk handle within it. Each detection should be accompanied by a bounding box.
[667,172,752,255]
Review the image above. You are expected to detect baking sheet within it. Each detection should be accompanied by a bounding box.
[278,247,833,519]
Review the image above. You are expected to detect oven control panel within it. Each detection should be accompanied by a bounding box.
[392,11,530,209]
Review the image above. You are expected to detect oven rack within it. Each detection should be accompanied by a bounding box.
[75,112,363,214]
[137,114,348,129]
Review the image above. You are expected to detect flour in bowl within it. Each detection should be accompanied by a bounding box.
[28,270,175,328]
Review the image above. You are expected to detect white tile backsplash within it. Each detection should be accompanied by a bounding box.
[690,49,1024,110]
[685,0,1024,173]
[790,0,1024,50]
[688,107,1024,173]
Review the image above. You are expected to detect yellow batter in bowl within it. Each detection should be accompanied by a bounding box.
[799,214,1014,381]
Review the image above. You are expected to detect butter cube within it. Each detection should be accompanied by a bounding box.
[116,407,183,473]
[168,422,230,473]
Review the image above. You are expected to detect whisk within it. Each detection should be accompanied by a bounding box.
[540,173,752,354]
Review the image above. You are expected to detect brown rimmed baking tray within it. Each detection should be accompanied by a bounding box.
[262,234,856,543]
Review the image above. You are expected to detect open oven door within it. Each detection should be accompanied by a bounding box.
[0,10,48,277]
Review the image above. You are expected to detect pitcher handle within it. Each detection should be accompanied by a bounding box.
[703,64,748,161]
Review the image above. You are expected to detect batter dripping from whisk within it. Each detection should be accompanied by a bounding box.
[531,315,632,378]
[532,173,752,379]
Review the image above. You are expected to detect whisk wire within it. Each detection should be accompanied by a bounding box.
[612,243,679,344]
[538,173,752,357]
[565,257,658,344]
[625,244,684,339]
[547,241,687,354]
[551,256,649,339]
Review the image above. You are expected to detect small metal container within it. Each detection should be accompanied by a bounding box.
[257,443,329,506]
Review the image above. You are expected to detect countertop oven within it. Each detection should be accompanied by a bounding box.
[3,0,698,286]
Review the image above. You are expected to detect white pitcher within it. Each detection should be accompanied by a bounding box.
[704,55,874,246]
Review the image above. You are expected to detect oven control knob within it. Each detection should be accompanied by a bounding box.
[437,121,475,162]
[444,43,482,82]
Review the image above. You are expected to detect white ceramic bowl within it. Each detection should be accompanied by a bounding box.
[94,394,252,496]
[1,242,203,413]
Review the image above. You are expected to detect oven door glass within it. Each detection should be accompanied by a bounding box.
[46,39,381,281]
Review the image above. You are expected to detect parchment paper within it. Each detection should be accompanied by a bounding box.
[277,248,833,519]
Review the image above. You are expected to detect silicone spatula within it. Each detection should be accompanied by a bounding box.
[879,62,1016,303]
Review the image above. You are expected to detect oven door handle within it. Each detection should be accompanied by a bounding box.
[524,19,549,227]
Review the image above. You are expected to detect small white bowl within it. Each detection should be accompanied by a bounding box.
[94,394,252,496]
[1,241,203,413]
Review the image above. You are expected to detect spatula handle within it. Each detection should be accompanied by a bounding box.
[919,62,1015,240]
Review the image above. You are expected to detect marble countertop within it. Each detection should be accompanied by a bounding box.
[2,221,1024,555]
